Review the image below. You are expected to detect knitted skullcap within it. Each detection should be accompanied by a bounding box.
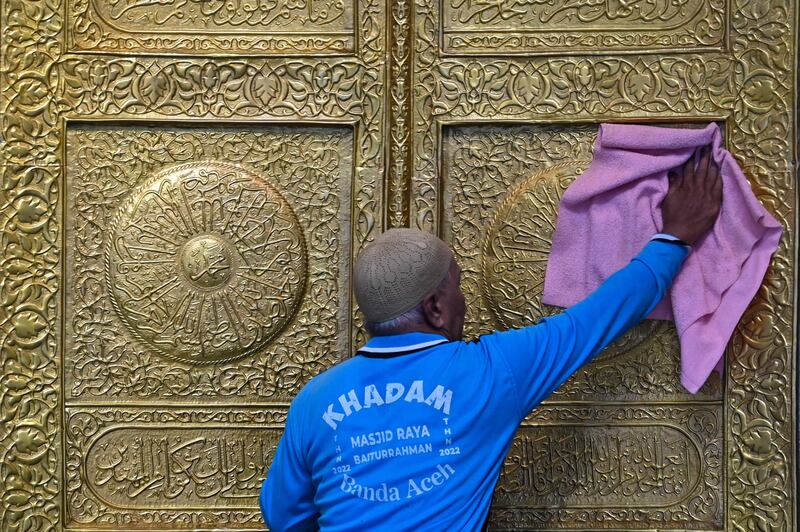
[354,228,454,323]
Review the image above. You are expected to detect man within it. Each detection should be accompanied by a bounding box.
[261,147,722,530]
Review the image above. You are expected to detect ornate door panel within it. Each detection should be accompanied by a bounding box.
[0,0,385,529]
[0,0,796,529]
[404,0,796,530]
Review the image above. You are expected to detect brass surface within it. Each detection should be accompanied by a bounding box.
[0,0,795,528]
[105,161,307,364]
[65,406,287,524]
[493,405,722,527]
[65,125,354,404]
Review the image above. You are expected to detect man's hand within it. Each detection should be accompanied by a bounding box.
[660,146,722,246]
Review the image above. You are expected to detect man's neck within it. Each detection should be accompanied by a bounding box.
[370,323,450,340]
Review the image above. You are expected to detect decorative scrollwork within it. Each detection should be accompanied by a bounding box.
[387,0,413,227]
[60,59,367,118]
[1,0,64,530]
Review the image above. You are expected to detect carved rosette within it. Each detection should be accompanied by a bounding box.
[481,163,665,360]
[105,162,307,364]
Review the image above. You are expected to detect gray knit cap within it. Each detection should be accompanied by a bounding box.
[354,228,454,323]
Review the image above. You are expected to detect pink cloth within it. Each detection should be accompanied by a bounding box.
[543,123,782,393]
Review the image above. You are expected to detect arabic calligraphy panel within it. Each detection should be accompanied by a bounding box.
[491,405,723,528]
[67,0,356,54]
[442,0,725,54]
[65,407,287,526]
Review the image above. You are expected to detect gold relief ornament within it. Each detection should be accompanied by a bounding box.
[105,161,307,364]
[441,0,725,53]
[481,163,665,360]
[68,0,355,54]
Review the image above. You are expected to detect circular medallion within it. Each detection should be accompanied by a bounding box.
[481,163,664,361]
[105,161,307,364]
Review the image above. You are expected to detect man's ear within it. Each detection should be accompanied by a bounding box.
[420,291,445,329]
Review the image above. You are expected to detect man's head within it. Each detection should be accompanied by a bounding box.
[354,229,465,340]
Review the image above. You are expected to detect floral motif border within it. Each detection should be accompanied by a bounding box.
[387,0,413,227]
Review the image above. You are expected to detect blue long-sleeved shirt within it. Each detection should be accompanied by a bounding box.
[261,239,688,531]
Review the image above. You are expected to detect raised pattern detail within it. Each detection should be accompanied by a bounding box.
[66,407,287,525]
[0,0,386,527]
[491,405,722,527]
[443,0,725,54]
[66,126,351,400]
[68,0,356,54]
[105,161,307,365]
[0,0,794,526]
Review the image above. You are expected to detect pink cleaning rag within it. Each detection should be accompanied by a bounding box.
[543,123,782,393]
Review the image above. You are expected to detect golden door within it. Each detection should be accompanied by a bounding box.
[0,0,794,530]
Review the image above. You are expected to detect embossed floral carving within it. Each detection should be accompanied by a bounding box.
[60,59,366,118]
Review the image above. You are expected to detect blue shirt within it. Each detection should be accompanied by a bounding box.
[261,240,688,531]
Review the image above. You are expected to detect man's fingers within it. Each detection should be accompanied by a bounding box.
[668,170,679,186]
[682,153,695,184]
[706,151,720,193]
[711,165,723,200]
[697,146,711,187]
